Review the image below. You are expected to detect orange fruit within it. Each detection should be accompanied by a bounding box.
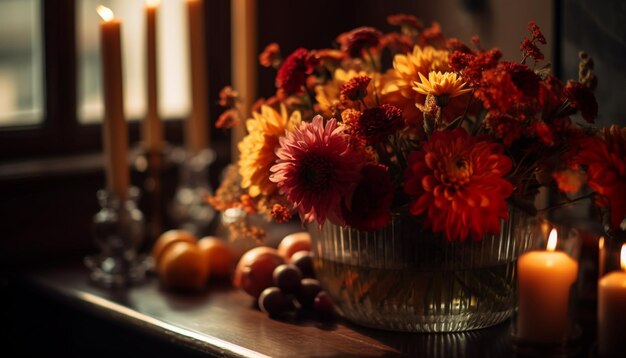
[158,241,208,290]
[277,232,311,260]
[198,236,234,280]
[152,230,198,269]
[233,246,285,298]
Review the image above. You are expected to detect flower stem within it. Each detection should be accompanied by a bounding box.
[537,192,596,213]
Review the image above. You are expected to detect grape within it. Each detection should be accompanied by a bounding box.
[291,251,315,278]
[314,291,334,315]
[297,278,322,309]
[272,264,303,294]
[258,287,293,316]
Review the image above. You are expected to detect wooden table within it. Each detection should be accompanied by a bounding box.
[19,264,524,357]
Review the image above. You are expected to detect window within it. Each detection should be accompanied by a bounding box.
[0,0,43,127]
[0,0,219,161]
[77,0,190,123]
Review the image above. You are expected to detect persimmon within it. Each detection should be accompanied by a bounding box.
[198,236,234,280]
[152,230,197,269]
[158,241,208,290]
[277,232,311,260]
[233,246,285,298]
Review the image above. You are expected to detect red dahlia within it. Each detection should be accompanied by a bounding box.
[275,48,318,95]
[354,104,404,145]
[404,128,514,241]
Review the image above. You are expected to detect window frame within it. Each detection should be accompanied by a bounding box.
[0,0,188,162]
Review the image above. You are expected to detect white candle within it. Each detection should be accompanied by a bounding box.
[517,229,579,343]
[186,0,209,153]
[598,244,626,357]
[98,5,129,200]
[143,0,163,153]
[231,0,256,161]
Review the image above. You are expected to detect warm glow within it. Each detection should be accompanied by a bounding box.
[599,236,605,251]
[146,0,161,8]
[541,221,550,240]
[97,5,114,22]
[547,228,558,252]
[621,244,626,271]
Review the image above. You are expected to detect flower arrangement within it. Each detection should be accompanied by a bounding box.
[210,15,625,242]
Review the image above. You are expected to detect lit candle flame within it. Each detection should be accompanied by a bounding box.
[547,228,557,252]
[599,236,605,250]
[146,0,161,7]
[97,5,114,22]
[621,244,626,271]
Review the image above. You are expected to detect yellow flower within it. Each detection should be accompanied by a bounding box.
[394,45,449,76]
[387,45,450,97]
[341,108,362,128]
[380,46,450,127]
[412,71,471,99]
[238,104,301,198]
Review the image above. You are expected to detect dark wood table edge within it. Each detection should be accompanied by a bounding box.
[21,269,271,358]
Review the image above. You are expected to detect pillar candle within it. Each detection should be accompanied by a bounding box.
[231,0,257,161]
[144,0,163,153]
[598,244,626,357]
[186,0,209,153]
[517,229,578,343]
[98,5,129,200]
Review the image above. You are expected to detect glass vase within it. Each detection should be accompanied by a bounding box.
[309,207,535,332]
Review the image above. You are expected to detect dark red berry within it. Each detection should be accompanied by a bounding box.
[297,278,322,309]
[291,251,315,278]
[314,291,334,314]
[273,264,303,294]
[258,287,293,316]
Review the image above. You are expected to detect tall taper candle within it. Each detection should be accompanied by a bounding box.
[186,0,209,153]
[144,0,163,152]
[98,5,129,200]
[231,0,256,161]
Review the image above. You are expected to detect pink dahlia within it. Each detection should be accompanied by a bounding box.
[270,116,364,226]
[404,128,514,241]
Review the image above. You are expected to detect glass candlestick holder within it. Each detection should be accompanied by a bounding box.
[131,142,174,249]
[85,187,151,287]
[170,148,216,236]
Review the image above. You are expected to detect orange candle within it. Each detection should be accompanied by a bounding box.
[598,244,626,357]
[230,0,256,161]
[98,5,129,200]
[517,229,578,343]
[143,0,163,153]
[186,0,209,153]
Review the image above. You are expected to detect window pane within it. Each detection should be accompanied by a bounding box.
[78,0,190,123]
[0,0,43,126]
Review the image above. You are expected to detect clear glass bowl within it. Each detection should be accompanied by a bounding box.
[309,208,535,332]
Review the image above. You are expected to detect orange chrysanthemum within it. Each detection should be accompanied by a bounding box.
[404,128,514,241]
[238,104,301,198]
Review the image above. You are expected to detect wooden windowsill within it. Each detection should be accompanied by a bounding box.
[21,263,525,357]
